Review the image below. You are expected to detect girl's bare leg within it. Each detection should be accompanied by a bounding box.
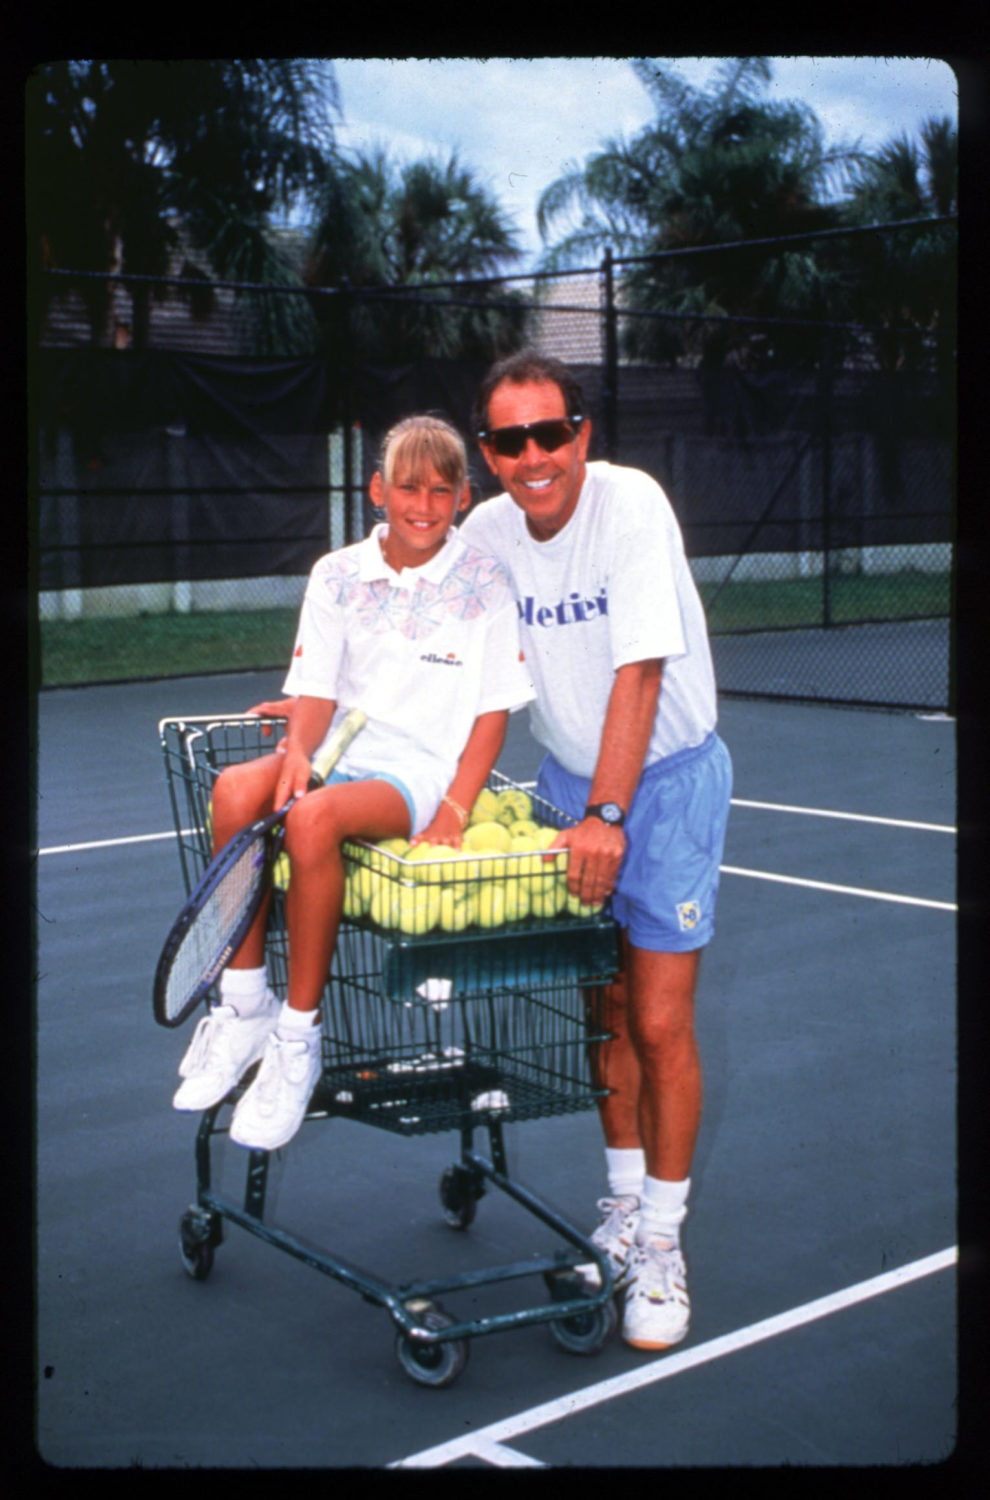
[283,780,410,1012]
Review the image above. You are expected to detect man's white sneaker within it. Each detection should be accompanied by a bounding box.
[576,1194,640,1291]
[229,1029,322,1151]
[173,997,279,1112]
[622,1237,690,1350]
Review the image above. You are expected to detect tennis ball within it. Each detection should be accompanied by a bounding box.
[463,821,512,853]
[396,884,441,936]
[463,821,512,882]
[476,882,507,928]
[564,890,605,918]
[509,832,541,866]
[369,883,399,930]
[468,788,500,825]
[503,879,530,923]
[363,839,412,920]
[533,826,569,879]
[381,836,411,854]
[508,818,541,840]
[354,861,378,906]
[529,880,567,920]
[405,842,460,884]
[506,835,540,902]
[495,787,533,827]
[442,850,483,882]
[343,872,368,920]
[343,843,379,910]
[439,883,478,932]
[272,851,291,891]
[362,837,410,879]
[375,836,411,868]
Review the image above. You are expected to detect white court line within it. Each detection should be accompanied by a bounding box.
[37,829,187,857]
[34,832,957,911]
[471,1440,547,1468]
[36,791,954,859]
[730,799,955,834]
[518,782,955,834]
[720,864,956,912]
[390,1246,957,1470]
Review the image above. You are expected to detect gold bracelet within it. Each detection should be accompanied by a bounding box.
[442,794,469,828]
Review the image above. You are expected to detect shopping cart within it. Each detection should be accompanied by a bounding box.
[157,715,623,1387]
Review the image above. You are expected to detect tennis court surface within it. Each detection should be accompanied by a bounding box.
[32,675,965,1469]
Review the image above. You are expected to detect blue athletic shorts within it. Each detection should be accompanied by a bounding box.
[536,732,733,952]
[325,768,418,833]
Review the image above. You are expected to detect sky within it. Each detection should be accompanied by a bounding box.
[329,56,960,270]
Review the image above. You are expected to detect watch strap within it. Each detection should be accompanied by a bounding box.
[584,801,625,827]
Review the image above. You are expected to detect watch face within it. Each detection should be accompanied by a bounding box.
[587,802,623,824]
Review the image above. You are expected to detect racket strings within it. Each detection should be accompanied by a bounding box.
[163,834,269,1021]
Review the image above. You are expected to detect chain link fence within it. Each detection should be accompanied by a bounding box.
[34,228,954,709]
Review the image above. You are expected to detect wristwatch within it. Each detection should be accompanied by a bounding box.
[584,801,625,827]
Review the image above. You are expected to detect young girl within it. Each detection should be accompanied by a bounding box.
[173,415,534,1150]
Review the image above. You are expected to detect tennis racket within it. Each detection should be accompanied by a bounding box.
[153,708,367,1028]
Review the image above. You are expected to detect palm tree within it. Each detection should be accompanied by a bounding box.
[844,116,957,222]
[831,116,957,369]
[537,58,854,364]
[306,147,530,361]
[28,59,339,352]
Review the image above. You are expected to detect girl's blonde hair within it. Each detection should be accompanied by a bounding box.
[378,415,468,491]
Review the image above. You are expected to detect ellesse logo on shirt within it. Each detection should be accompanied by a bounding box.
[420,651,464,667]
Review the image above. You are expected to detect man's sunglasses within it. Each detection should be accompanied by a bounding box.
[478,416,584,459]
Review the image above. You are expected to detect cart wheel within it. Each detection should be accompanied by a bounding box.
[439,1165,481,1230]
[178,1209,217,1281]
[545,1269,619,1356]
[549,1294,618,1355]
[395,1305,469,1389]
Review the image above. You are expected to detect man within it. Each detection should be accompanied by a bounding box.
[458,350,732,1351]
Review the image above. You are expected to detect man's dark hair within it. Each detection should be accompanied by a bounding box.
[473,350,587,435]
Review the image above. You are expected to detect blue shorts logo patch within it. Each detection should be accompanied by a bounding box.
[676,901,701,931]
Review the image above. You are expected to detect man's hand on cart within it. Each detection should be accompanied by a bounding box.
[551,818,625,908]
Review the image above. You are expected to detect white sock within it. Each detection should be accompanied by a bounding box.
[638,1175,690,1249]
[605,1147,646,1201]
[277,1001,321,1040]
[217,967,271,1016]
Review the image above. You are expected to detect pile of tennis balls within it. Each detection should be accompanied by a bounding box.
[343,785,604,936]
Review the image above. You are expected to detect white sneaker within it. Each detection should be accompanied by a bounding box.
[576,1194,640,1291]
[229,1029,322,1151]
[622,1237,690,1351]
[173,997,279,1111]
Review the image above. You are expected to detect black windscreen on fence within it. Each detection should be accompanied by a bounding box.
[34,245,955,708]
[36,349,337,588]
[612,362,953,557]
[37,350,952,583]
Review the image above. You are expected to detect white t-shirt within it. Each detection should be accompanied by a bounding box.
[459,461,717,777]
[283,525,534,816]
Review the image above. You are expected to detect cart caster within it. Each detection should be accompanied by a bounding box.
[178,1208,221,1281]
[395,1303,470,1389]
[544,1269,619,1355]
[549,1296,618,1355]
[439,1164,482,1230]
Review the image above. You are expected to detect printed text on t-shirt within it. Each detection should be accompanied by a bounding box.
[517,589,609,628]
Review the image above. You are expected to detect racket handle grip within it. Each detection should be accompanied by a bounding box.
[309,708,367,786]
